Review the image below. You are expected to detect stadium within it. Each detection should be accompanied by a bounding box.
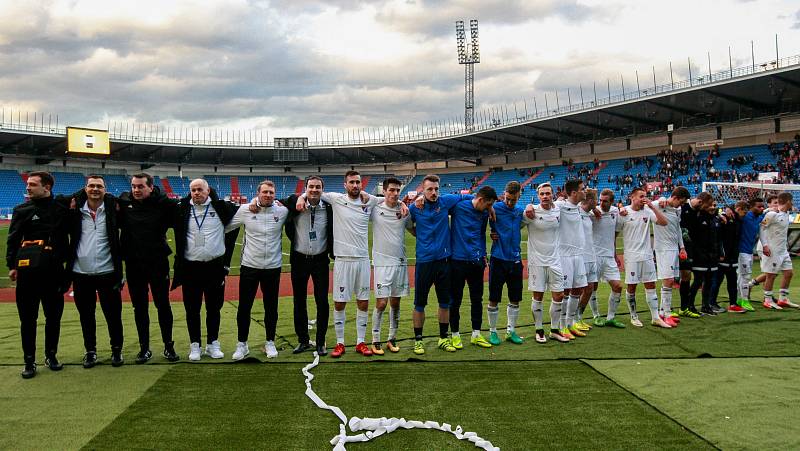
[2,5,800,451]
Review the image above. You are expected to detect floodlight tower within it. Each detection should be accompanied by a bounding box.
[456,19,480,131]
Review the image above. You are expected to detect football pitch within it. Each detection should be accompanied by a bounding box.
[1,228,799,449]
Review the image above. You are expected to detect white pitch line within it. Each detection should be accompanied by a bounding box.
[300,353,499,451]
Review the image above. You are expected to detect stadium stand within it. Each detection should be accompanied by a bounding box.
[0,140,797,210]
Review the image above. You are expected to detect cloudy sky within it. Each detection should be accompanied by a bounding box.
[1,0,799,140]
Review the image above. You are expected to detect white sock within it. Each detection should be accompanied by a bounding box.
[566,295,580,327]
[607,291,621,320]
[626,292,639,320]
[356,309,368,344]
[779,289,790,301]
[471,330,481,339]
[507,303,520,332]
[738,272,750,300]
[371,308,384,343]
[487,305,499,332]
[645,288,659,320]
[388,306,399,340]
[764,290,774,301]
[589,290,600,318]
[452,331,461,338]
[333,309,346,345]
[549,300,563,330]
[532,299,544,329]
[660,286,673,317]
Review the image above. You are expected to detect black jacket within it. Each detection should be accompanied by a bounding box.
[685,208,724,268]
[719,212,741,264]
[66,192,124,288]
[6,195,71,274]
[281,194,334,260]
[171,188,239,290]
[117,186,177,267]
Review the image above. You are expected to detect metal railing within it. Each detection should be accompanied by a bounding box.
[1,54,798,149]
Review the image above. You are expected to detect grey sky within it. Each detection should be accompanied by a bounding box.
[1,0,798,138]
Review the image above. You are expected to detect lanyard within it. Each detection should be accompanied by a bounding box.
[192,204,210,231]
[309,205,316,230]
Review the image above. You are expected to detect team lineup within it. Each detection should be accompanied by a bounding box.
[7,170,796,378]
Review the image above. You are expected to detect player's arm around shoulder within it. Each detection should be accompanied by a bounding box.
[224,204,248,233]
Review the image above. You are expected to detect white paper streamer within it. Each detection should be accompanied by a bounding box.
[301,352,500,451]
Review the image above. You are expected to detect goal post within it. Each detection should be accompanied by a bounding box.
[701,181,800,207]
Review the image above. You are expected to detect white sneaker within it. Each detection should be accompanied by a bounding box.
[232,342,249,361]
[630,317,643,328]
[205,340,224,359]
[188,342,202,361]
[264,340,278,358]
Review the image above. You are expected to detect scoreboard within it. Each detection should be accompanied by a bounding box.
[274,137,308,162]
[67,127,110,155]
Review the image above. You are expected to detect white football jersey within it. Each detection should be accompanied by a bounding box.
[652,198,684,251]
[524,204,561,267]
[592,206,619,258]
[370,202,411,266]
[760,210,790,254]
[555,200,584,257]
[580,208,596,262]
[617,205,657,263]
[321,192,380,258]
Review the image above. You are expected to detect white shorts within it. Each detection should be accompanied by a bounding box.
[624,258,657,285]
[528,264,564,293]
[761,252,793,274]
[333,258,371,302]
[560,255,587,289]
[738,253,753,278]
[584,261,598,284]
[596,256,621,282]
[373,265,409,298]
[655,250,680,281]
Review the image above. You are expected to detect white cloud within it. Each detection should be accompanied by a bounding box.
[0,0,799,136]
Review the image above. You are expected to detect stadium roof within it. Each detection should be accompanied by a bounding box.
[2,55,800,167]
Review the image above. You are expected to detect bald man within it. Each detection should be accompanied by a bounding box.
[171,179,240,361]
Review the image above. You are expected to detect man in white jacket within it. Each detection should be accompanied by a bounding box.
[225,180,289,359]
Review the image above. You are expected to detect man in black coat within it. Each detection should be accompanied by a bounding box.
[117,173,180,363]
[66,175,125,368]
[685,197,725,315]
[711,203,745,313]
[171,179,239,361]
[7,171,71,379]
[281,176,333,356]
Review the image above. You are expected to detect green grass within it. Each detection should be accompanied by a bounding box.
[83,361,714,451]
[2,226,800,450]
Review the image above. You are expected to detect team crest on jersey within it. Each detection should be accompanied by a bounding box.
[274,216,279,222]
[611,214,615,219]
[361,205,368,213]
[396,212,402,219]
[642,218,648,223]
[630,271,636,276]
[210,212,216,217]
[339,286,345,292]
[376,283,382,289]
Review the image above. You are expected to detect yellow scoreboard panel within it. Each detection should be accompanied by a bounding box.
[66,127,110,155]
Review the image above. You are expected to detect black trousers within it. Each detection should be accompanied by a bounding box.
[73,272,124,352]
[290,251,329,345]
[688,268,717,310]
[710,264,738,306]
[449,259,486,332]
[127,259,173,350]
[181,259,226,344]
[15,268,64,361]
[238,266,281,342]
